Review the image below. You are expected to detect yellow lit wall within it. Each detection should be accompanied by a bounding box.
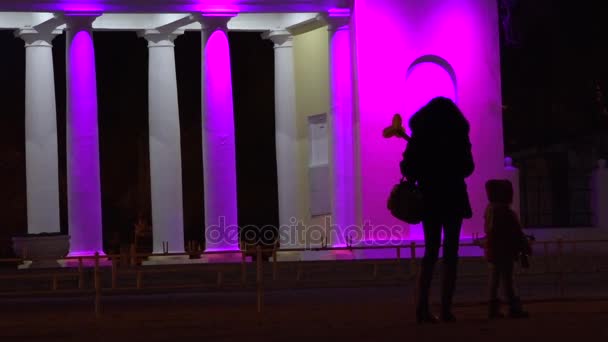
[293,26,330,236]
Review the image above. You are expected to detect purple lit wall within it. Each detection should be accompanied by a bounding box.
[201,27,239,251]
[353,0,505,239]
[65,20,103,255]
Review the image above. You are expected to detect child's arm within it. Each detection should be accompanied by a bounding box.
[509,209,532,255]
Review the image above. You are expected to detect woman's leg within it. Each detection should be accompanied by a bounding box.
[422,219,442,264]
[442,218,463,264]
[416,219,442,321]
[440,218,463,320]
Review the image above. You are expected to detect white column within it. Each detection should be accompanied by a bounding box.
[327,11,357,246]
[16,28,61,235]
[64,13,103,256]
[505,157,521,219]
[198,14,239,251]
[141,30,185,253]
[263,30,300,248]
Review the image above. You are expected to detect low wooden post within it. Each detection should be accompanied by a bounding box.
[272,247,278,281]
[395,246,402,279]
[256,246,264,313]
[409,242,417,278]
[136,270,143,289]
[129,244,136,267]
[111,257,118,289]
[296,263,303,282]
[94,252,101,317]
[543,241,550,272]
[52,274,58,291]
[217,270,224,288]
[241,251,247,285]
[557,237,564,297]
[78,257,84,289]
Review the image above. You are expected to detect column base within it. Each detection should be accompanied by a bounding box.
[142,255,198,265]
[204,247,241,253]
[68,251,106,257]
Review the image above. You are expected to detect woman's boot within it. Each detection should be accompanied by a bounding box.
[416,260,439,324]
[440,261,458,322]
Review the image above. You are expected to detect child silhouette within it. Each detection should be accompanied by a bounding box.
[483,179,530,319]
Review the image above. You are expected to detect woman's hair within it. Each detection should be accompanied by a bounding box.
[408,97,470,140]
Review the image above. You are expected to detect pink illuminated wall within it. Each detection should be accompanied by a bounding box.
[353,0,505,239]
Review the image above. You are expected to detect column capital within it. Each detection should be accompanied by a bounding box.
[59,12,101,30]
[193,12,237,32]
[139,29,183,48]
[15,27,62,47]
[262,30,294,49]
[324,8,351,31]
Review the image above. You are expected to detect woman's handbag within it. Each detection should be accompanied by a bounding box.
[387,177,423,224]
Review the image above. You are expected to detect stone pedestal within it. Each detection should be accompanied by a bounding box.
[12,235,70,268]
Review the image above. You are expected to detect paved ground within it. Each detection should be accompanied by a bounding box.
[0,287,607,342]
[1,252,607,341]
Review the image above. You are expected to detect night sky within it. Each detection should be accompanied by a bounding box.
[1,2,606,253]
[499,1,607,153]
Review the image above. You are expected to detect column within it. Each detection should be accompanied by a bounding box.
[141,30,186,253]
[327,10,357,246]
[64,13,103,256]
[263,30,300,248]
[16,28,61,235]
[198,14,239,251]
[504,157,521,219]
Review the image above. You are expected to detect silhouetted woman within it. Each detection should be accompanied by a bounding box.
[400,97,474,323]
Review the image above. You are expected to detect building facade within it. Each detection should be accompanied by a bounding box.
[5,0,597,257]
